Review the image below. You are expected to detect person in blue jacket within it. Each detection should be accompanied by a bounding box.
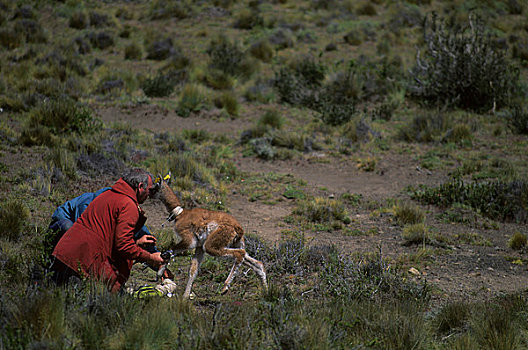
[48,187,173,280]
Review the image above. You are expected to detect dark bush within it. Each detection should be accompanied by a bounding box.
[146,38,174,60]
[274,56,326,106]
[89,11,112,27]
[124,42,142,60]
[500,105,528,135]
[249,39,274,63]
[409,13,521,112]
[0,200,29,241]
[28,98,101,134]
[97,79,124,95]
[411,177,528,223]
[0,27,25,49]
[207,35,245,76]
[14,19,47,43]
[141,73,176,97]
[233,9,263,30]
[69,10,88,29]
[73,36,91,54]
[268,28,294,50]
[86,31,115,50]
[397,110,451,142]
[149,0,189,20]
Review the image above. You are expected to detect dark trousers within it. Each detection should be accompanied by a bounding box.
[49,257,81,287]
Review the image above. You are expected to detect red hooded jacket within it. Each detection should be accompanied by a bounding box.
[52,178,152,292]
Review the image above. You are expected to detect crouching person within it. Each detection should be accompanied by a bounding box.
[50,168,165,292]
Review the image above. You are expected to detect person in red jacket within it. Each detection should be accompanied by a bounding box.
[50,168,165,292]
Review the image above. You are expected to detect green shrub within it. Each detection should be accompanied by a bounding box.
[28,98,101,134]
[409,13,521,112]
[500,105,528,135]
[319,249,430,301]
[203,69,234,90]
[434,301,470,334]
[258,109,284,129]
[149,0,190,19]
[250,137,275,160]
[18,125,56,147]
[0,200,29,241]
[207,35,245,76]
[169,152,217,187]
[397,110,451,143]
[46,148,78,180]
[411,177,528,222]
[401,223,430,246]
[293,197,348,224]
[393,201,425,225]
[141,73,176,98]
[14,19,47,43]
[86,31,114,50]
[124,42,143,60]
[233,8,263,30]
[214,91,239,116]
[508,231,527,250]
[249,39,274,63]
[146,38,174,61]
[0,27,25,50]
[69,10,88,29]
[176,84,208,117]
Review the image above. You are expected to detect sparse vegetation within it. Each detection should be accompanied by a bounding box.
[1,0,528,348]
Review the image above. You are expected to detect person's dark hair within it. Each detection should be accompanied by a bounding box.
[123,168,153,190]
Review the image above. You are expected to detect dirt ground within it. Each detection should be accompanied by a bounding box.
[97,105,528,303]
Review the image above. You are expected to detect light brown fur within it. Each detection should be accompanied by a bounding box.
[157,181,268,298]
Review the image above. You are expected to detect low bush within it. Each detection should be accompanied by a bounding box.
[319,249,430,301]
[508,231,527,250]
[258,109,284,130]
[393,201,425,225]
[500,105,528,135]
[207,36,241,74]
[146,38,175,61]
[214,91,239,117]
[124,42,143,60]
[411,177,528,222]
[0,200,30,241]
[86,31,114,50]
[293,197,349,224]
[401,223,430,246]
[149,0,190,20]
[233,9,263,30]
[141,73,176,98]
[28,98,101,134]
[249,39,274,63]
[69,10,88,29]
[433,301,471,335]
[397,110,451,143]
[176,84,208,118]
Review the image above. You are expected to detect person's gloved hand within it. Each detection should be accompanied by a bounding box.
[161,268,174,281]
[148,252,165,268]
[136,234,157,249]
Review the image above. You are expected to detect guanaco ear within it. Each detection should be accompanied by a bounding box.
[162,172,172,185]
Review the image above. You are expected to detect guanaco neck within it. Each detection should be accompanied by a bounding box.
[159,182,183,216]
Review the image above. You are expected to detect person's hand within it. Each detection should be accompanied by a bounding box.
[136,234,157,248]
[162,268,174,281]
[148,252,165,268]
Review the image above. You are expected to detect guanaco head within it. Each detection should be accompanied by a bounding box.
[154,172,183,213]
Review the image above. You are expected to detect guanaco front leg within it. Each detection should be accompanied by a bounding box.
[184,247,204,298]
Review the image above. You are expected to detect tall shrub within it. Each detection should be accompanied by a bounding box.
[409,13,520,112]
